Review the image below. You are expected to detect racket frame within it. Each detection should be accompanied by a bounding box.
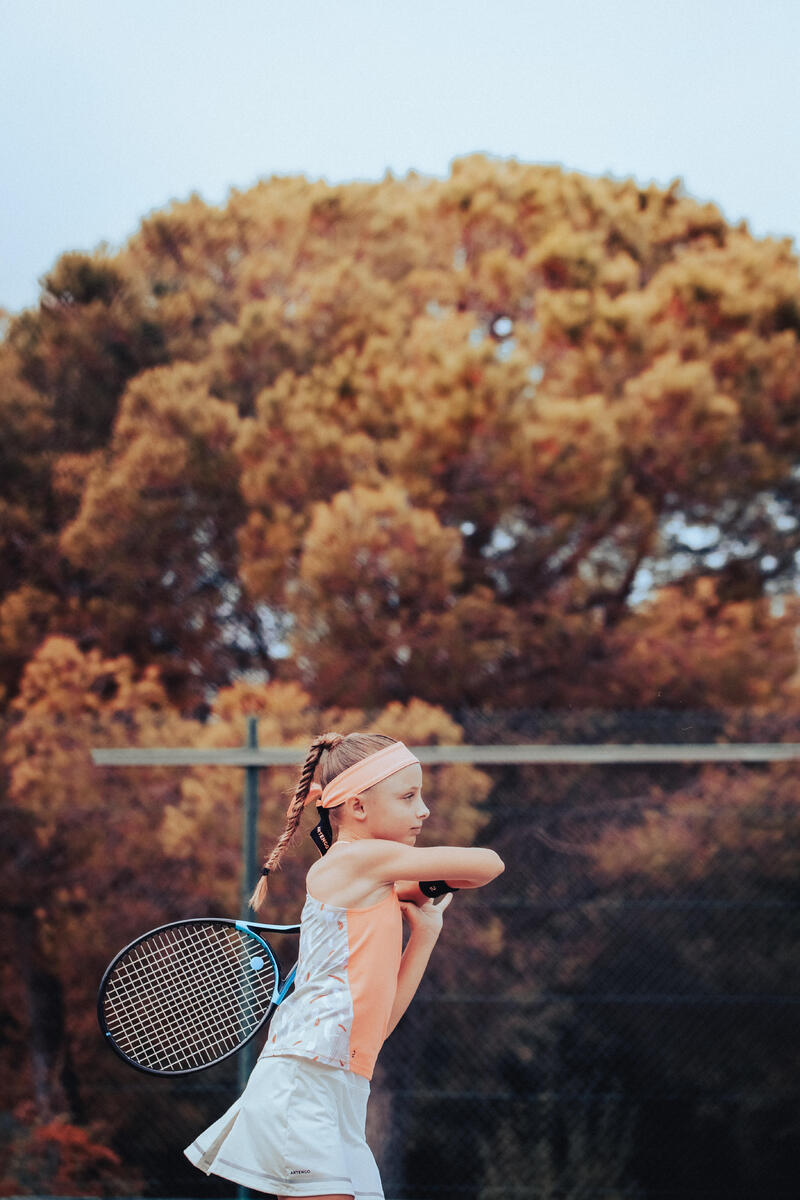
[97,918,300,1077]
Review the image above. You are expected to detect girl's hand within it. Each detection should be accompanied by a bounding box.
[399,891,453,939]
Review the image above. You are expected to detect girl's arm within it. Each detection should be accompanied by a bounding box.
[385,894,452,1037]
[369,842,505,888]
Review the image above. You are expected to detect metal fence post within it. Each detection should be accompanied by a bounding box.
[240,716,261,920]
[237,716,260,1200]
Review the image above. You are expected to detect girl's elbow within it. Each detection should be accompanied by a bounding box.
[473,849,504,883]
[488,850,505,879]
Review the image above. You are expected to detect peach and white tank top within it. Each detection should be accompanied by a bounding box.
[258,886,402,1080]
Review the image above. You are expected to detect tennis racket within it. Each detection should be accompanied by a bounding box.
[98,918,300,1076]
[98,881,455,1077]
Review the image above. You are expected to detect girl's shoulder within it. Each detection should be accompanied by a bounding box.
[306,842,395,910]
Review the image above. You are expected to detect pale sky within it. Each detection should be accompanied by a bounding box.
[2,0,799,315]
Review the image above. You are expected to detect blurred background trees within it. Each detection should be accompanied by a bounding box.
[3,154,799,716]
[1,154,799,1197]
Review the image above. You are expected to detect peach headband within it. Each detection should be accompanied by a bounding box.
[304,741,420,811]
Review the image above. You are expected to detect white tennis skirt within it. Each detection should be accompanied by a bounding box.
[184,1053,384,1199]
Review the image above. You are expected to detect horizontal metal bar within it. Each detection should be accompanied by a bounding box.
[412,992,800,1005]
[91,746,307,766]
[461,897,800,910]
[90,742,800,766]
[87,1083,793,1103]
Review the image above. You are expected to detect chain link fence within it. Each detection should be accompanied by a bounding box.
[2,709,799,1199]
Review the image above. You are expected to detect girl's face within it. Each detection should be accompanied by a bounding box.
[360,763,429,843]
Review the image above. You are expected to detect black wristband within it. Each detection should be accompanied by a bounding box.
[418,879,459,899]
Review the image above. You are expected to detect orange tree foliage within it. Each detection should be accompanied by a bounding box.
[0,1108,144,1198]
[0,638,196,1128]
[0,155,798,714]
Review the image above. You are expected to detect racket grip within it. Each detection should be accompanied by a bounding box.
[418,879,459,898]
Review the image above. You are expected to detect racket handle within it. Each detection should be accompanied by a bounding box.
[418,879,459,898]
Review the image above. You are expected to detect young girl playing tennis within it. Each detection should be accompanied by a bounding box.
[185,731,504,1200]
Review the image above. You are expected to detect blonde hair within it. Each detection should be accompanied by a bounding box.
[249,731,397,911]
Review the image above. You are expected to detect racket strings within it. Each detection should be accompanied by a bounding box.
[107,940,241,1071]
[129,925,276,1062]
[115,931,269,1052]
[102,923,277,1072]
[106,926,275,1071]
[111,944,255,1069]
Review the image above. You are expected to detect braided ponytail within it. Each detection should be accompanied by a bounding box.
[249,732,344,911]
[248,730,398,912]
